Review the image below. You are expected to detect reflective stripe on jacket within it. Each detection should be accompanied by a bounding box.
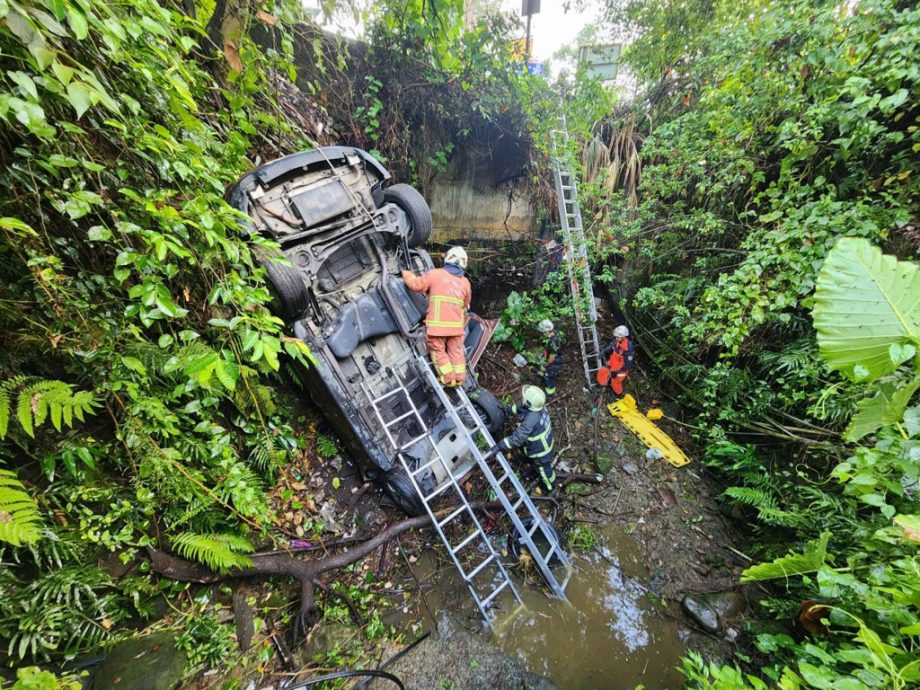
[602,338,634,373]
[403,267,471,336]
[501,405,555,460]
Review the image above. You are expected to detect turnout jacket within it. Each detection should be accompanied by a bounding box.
[499,405,555,461]
[544,333,563,367]
[402,267,471,336]
[602,337,635,373]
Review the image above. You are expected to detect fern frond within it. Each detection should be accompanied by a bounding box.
[0,375,28,438]
[171,532,254,573]
[0,377,97,439]
[0,470,43,547]
[29,566,112,611]
[723,486,801,527]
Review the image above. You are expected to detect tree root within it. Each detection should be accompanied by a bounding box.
[147,501,497,637]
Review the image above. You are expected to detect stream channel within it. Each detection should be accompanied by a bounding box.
[376,240,690,688]
[383,523,687,689]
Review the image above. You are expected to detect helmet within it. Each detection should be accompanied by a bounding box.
[444,246,468,269]
[522,385,547,411]
[538,319,554,333]
[613,325,629,338]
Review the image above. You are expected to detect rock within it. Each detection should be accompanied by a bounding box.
[681,590,746,633]
[703,590,746,622]
[371,623,556,690]
[681,594,720,633]
[622,462,639,475]
[296,622,354,664]
[92,631,187,690]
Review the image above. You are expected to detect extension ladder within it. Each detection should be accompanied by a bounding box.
[551,125,603,387]
[361,351,570,625]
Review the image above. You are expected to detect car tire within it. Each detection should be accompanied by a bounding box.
[384,184,432,248]
[468,387,506,436]
[380,465,426,517]
[256,251,309,323]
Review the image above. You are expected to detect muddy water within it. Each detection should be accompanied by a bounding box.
[389,524,686,690]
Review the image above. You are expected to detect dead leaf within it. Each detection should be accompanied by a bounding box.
[49,334,63,348]
[223,40,242,72]
[799,600,829,636]
[102,618,112,630]
[657,486,677,506]
[291,481,307,491]
[256,10,278,25]
[183,287,191,302]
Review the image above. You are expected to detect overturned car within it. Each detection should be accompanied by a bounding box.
[228,147,505,515]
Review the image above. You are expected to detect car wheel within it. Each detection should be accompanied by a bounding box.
[380,465,426,517]
[256,251,309,323]
[384,184,432,248]
[468,387,505,435]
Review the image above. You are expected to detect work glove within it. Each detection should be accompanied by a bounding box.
[488,442,504,456]
[400,270,412,280]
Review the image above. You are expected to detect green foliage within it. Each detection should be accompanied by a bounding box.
[813,238,920,383]
[5,667,81,690]
[0,377,97,439]
[740,533,832,583]
[586,0,920,683]
[0,0,317,665]
[171,532,254,573]
[315,433,338,458]
[175,611,237,669]
[567,525,597,551]
[0,469,42,546]
[681,650,768,690]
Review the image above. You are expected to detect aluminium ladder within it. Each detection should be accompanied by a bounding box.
[361,351,570,625]
[550,126,603,387]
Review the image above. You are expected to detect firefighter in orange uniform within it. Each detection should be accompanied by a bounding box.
[599,325,634,397]
[401,246,471,387]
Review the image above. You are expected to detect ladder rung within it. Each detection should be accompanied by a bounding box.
[411,453,442,477]
[371,388,405,405]
[481,579,511,608]
[398,431,430,451]
[437,505,466,529]
[465,554,495,581]
[424,481,452,502]
[385,410,415,428]
[451,531,480,555]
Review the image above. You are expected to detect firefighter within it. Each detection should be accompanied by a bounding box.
[490,385,556,492]
[600,324,634,397]
[401,246,471,387]
[537,319,563,397]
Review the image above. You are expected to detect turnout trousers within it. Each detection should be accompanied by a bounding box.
[543,360,563,396]
[427,333,466,385]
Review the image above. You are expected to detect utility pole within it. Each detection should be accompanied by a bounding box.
[521,0,540,60]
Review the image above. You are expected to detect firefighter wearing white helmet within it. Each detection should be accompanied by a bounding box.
[401,246,471,386]
[444,246,468,269]
[491,385,557,492]
[599,324,634,397]
[537,319,564,397]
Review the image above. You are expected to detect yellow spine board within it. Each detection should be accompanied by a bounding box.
[607,395,691,468]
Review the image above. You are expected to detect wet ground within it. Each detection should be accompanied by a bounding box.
[361,251,748,689]
[206,245,750,690]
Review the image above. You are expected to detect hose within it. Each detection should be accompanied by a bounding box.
[282,669,404,689]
